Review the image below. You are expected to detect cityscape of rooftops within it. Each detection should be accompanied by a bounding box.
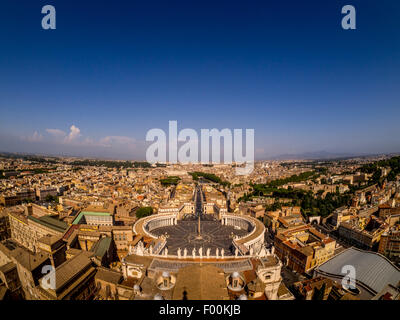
[0,0,399,312]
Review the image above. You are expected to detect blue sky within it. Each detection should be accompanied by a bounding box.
[0,0,399,160]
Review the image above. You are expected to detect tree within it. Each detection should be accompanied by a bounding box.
[45,194,57,202]
[135,207,153,219]
[160,176,180,186]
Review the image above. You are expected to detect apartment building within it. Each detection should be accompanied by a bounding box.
[338,216,388,250]
[8,211,68,253]
[379,230,400,264]
[274,224,336,274]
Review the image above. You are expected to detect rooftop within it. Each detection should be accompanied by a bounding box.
[28,215,68,233]
[172,264,229,300]
[51,251,93,292]
[72,210,112,225]
[95,267,123,284]
[316,247,400,294]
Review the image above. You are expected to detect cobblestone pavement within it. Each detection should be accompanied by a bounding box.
[152,220,249,255]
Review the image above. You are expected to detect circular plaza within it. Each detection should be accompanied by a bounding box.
[133,212,266,258]
[151,215,250,256]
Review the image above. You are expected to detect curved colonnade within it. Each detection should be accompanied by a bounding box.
[133,213,265,258]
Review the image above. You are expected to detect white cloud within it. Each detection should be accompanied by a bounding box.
[46,128,66,138]
[24,126,143,154]
[23,131,44,142]
[46,125,82,145]
[64,125,81,143]
[99,136,136,147]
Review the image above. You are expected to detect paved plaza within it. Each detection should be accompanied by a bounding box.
[151,217,250,256]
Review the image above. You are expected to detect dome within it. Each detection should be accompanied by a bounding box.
[231,271,240,278]
[162,271,170,278]
[238,294,247,300]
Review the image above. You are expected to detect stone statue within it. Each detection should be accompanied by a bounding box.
[221,248,225,258]
[216,248,219,258]
[149,245,153,255]
[192,248,196,259]
[136,241,144,256]
[183,248,188,258]
[199,247,203,258]
[206,248,211,258]
[164,247,168,256]
[249,247,254,256]
[177,248,181,259]
[271,246,275,255]
[258,246,267,258]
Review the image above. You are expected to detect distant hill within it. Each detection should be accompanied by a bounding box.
[270,151,361,160]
